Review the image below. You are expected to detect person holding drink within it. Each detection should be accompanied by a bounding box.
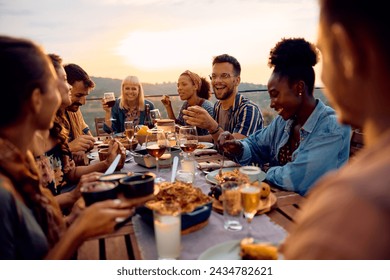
[102,75,155,134]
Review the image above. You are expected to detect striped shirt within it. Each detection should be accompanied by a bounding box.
[213,93,263,136]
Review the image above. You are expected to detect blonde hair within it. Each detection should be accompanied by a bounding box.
[119,75,145,111]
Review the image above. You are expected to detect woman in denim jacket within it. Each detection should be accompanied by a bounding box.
[218,38,351,196]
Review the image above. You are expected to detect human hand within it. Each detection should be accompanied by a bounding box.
[101,98,112,112]
[217,131,243,159]
[69,135,96,153]
[72,199,134,239]
[161,95,171,107]
[105,140,126,170]
[182,105,215,130]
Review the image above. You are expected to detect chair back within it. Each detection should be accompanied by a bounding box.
[349,128,364,157]
[95,117,110,137]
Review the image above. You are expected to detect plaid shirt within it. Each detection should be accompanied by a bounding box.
[213,93,263,136]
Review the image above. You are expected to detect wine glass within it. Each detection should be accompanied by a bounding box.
[178,126,198,156]
[146,129,168,183]
[125,120,139,151]
[124,121,135,141]
[150,109,162,126]
[109,118,117,139]
[240,184,260,238]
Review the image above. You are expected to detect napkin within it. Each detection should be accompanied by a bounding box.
[198,160,240,170]
[194,149,218,156]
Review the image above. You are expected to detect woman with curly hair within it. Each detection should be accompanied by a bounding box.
[218,38,351,196]
[161,70,214,136]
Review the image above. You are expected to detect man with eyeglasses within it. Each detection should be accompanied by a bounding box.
[183,54,263,142]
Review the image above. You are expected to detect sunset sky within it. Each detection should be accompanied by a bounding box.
[0,0,320,85]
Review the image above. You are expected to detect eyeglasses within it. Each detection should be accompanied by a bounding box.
[209,73,236,81]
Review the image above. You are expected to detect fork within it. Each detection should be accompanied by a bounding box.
[219,150,225,178]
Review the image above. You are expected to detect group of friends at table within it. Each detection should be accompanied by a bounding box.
[1,0,390,260]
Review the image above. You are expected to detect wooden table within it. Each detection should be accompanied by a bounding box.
[77,152,305,260]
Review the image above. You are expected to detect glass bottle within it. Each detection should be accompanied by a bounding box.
[144,104,154,129]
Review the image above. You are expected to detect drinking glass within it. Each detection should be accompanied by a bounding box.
[109,118,117,139]
[153,201,181,260]
[103,92,116,107]
[124,121,135,141]
[240,184,260,238]
[178,126,198,156]
[146,129,168,183]
[150,109,162,126]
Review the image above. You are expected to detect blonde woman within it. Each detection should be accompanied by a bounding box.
[102,75,155,134]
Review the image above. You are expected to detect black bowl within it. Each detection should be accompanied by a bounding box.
[118,174,155,198]
[81,181,118,206]
[99,172,129,183]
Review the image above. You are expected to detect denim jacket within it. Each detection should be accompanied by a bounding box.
[103,99,155,134]
[238,99,351,196]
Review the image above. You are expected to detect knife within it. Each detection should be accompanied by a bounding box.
[171,156,179,182]
[104,154,121,175]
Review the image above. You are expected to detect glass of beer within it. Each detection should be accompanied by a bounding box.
[240,184,260,238]
[104,92,116,107]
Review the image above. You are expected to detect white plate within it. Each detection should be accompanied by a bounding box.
[87,151,98,160]
[198,240,281,260]
[205,167,266,185]
[198,240,241,260]
[197,142,214,149]
[87,150,130,161]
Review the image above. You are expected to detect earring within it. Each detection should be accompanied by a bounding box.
[299,92,302,96]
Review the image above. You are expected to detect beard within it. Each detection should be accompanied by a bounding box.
[214,86,235,101]
[66,102,81,112]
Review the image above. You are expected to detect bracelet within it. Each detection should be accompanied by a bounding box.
[209,125,221,135]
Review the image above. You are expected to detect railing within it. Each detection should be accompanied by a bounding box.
[82,88,326,136]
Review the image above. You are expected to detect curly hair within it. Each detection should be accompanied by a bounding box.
[268,38,319,95]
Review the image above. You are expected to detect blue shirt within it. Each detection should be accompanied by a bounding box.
[238,99,351,196]
[103,99,155,134]
[214,93,263,136]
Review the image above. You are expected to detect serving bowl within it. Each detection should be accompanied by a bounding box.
[132,147,181,168]
[136,200,212,234]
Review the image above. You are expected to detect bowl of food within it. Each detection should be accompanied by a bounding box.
[118,173,155,198]
[132,147,181,168]
[136,181,213,234]
[80,181,118,206]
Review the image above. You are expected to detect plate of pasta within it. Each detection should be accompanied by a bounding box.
[205,167,266,185]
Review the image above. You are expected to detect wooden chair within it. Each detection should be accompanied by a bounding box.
[349,128,364,157]
[94,117,110,137]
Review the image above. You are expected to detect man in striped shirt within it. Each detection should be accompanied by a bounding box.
[183,54,263,143]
